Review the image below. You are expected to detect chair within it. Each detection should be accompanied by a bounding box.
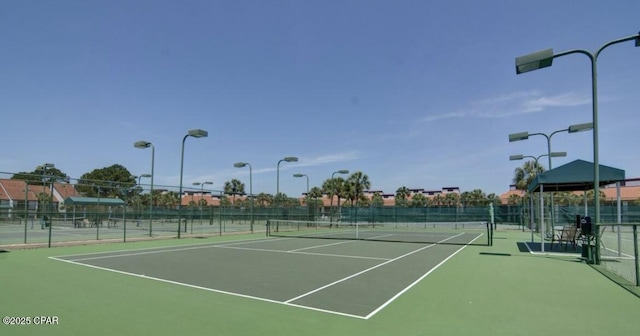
[551,225,579,250]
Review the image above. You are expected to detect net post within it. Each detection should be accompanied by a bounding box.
[266,220,270,237]
[633,224,639,286]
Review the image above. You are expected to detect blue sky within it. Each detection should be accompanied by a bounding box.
[1,1,639,197]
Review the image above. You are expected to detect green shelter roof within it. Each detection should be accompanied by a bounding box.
[527,159,625,193]
[64,197,125,206]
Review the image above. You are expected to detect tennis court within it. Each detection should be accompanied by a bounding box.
[51,224,485,319]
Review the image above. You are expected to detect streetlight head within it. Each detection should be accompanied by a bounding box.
[509,155,524,161]
[283,156,298,162]
[568,122,593,133]
[134,140,151,149]
[234,162,247,168]
[515,48,554,74]
[43,163,55,168]
[636,32,640,47]
[549,151,567,158]
[203,181,213,185]
[293,173,304,178]
[508,131,529,142]
[188,129,208,138]
[140,174,152,178]
[337,169,349,174]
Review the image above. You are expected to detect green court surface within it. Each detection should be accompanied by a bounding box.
[2,229,640,336]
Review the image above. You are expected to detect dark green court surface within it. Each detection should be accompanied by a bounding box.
[52,236,471,318]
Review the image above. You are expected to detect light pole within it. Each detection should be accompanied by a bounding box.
[134,140,155,236]
[276,157,298,196]
[40,163,55,248]
[293,173,309,198]
[23,181,29,243]
[234,162,253,233]
[330,170,349,224]
[137,174,151,224]
[192,181,213,228]
[294,173,310,222]
[178,129,208,238]
[509,123,592,229]
[515,31,640,263]
[510,152,566,252]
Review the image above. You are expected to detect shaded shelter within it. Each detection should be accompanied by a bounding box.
[527,159,625,193]
[526,159,625,255]
[63,197,126,227]
[63,197,125,207]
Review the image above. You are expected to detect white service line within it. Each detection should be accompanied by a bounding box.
[49,256,367,320]
[212,244,391,261]
[52,236,290,261]
[284,232,466,304]
[365,232,484,319]
[287,239,359,252]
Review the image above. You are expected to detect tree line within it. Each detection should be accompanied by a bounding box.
[10,162,535,210]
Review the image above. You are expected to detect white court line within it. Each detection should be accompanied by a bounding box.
[284,232,466,304]
[48,256,367,320]
[49,231,479,320]
[365,233,484,319]
[216,244,391,261]
[288,239,360,252]
[52,236,288,261]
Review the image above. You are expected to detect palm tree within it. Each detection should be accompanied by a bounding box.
[444,193,460,207]
[224,179,245,207]
[507,194,522,206]
[468,189,486,206]
[513,160,544,191]
[431,194,444,207]
[346,171,371,223]
[346,172,371,208]
[255,193,272,207]
[323,177,346,223]
[460,191,472,208]
[410,193,428,207]
[307,186,324,215]
[158,192,179,209]
[395,186,410,207]
[371,192,384,207]
[486,193,500,206]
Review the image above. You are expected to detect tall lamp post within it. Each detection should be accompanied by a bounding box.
[40,163,55,248]
[509,123,592,229]
[276,157,298,196]
[137,174,151,223]
[192,181,213,228]
[134,140,155,237]
[234,162,253,233]
[178,129,208,238]
[293,173,309,198]
[294,173,310,221]
[515,31,640,263]
[330,170,349,224]
[510,152,566,252]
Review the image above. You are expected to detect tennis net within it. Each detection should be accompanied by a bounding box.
[266,219,492,246]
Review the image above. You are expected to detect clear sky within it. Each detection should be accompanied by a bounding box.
[1,1,639,197]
